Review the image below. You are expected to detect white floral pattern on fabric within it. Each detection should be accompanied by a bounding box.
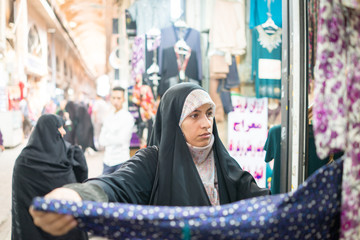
[315,0,360,239]
[31,159,343,239]
[256,26,282,53]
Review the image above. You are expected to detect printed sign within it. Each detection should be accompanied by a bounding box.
[228,94,268,188]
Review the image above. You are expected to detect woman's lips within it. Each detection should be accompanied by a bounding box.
[200,133,211,138]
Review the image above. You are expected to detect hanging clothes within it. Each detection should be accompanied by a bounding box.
[131,35,146,85]
[263,125,281,195]
[145,33,161,71]
[127,0,171,36]
[158,25,202,81]
[249,0,282,29]
[174,42,192,82]
[307,0,319,89]
[209,0,247,58]
[251,26,282,99]
[224,56,240,89]
[32,158,343,239]
[158,47,199,96]
[314,0,360,239]
[131,33,161,89]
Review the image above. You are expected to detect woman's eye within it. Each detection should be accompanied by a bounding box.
[190,114,198,119]
[207,111,214,118]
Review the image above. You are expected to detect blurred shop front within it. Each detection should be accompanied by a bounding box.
[0,0,96,147]
[0,0,22,147]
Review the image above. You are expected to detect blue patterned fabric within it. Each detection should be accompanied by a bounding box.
[32,159,342,240]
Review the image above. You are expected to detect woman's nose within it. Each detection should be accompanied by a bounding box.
[200,114,212,128]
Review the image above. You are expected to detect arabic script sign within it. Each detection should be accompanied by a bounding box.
[228,94,268,188]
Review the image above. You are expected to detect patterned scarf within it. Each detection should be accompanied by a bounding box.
[186,135,219,206]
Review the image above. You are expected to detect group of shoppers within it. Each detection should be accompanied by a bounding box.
[11,83,342,239]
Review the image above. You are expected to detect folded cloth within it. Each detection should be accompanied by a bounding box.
[32,159,343,240]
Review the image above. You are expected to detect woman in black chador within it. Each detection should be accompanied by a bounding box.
[12,114,88,240]
[76,104,96,152]
[29,83,270,236]
[64,101,78,145]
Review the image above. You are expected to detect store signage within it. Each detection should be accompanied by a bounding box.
[228,94,268,188]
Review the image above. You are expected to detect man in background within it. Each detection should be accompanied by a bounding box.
[99,87,135,174]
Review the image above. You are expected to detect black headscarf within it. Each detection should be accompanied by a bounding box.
[12,114,88,240]
[148,83,270,206]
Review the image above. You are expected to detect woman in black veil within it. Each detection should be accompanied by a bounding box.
[12,114,88,240]
[76,104,96,152]
[64,101,78,145]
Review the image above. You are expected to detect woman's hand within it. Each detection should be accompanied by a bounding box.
[29,187,82,236]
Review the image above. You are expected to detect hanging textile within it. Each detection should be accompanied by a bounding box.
[209,0,246,57]
[263,124,281,195]
[158,48,199,96]
[307,0,319,89]
[249,0,282,29]
[174,44,192,82]
[131,35,146,85]
[159,25,202,81]
[314,0,360,239]
[32,158,342,239]
[127,0,171,36]
[251,26,282,99]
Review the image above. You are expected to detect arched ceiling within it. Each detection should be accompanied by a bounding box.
[55,0,112,77]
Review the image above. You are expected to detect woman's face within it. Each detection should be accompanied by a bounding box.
[181,103,214,147]
[58,126,66,138]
